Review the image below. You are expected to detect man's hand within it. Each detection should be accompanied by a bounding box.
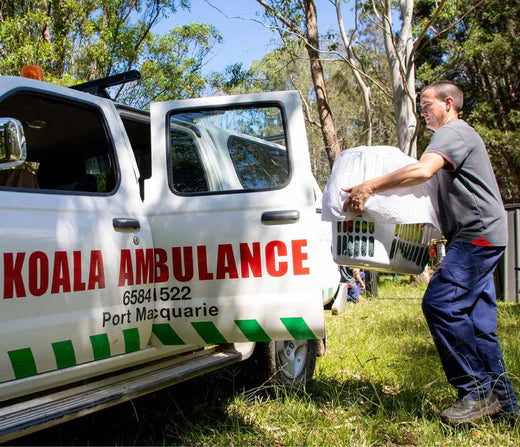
[342,183,374,213]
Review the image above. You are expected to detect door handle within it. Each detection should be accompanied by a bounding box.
[261,210,300,225]
[113,218,140,230]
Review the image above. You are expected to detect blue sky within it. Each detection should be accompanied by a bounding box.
[157,0,355,75]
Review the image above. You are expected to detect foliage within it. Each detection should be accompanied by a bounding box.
[0,0,221,107]
[118,22,222,107]
[255,0,341,169]
[326,16,396,148]
[415,0,520,203]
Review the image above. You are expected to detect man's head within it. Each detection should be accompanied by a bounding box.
[420,81,463,131]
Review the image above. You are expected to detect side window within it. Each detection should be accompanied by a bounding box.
[0,91,116,193]
[168,105,289,194]
[170,126,208,193]
[228,135,288,189]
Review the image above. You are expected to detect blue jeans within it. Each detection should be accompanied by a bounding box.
[347,285,359,302]
[422,242,517,412]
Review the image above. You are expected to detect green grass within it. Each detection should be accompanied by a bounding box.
[16,279,520,446]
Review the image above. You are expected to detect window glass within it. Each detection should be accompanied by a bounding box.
[0,92,116,193]
[169,105,288,193]
[170,127,208,193]
[228,136,288,189]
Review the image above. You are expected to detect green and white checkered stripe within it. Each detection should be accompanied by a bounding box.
[6,328,141,380]
[153,316,316,345]
[4,317,317,380]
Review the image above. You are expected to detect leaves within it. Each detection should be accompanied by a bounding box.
[415,0,520,202]
[0,0,220,106]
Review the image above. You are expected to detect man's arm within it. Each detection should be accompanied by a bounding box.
[343,152,446,212]
[352,268,365,290]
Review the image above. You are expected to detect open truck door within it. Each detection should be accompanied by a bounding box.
[147,91,326,346]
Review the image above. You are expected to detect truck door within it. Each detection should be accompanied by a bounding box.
[147,91,325,346]
[0,79,154,394]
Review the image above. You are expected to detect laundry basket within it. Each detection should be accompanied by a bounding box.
[332,218,435,274]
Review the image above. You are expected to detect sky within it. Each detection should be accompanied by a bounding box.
[156,0,355,75]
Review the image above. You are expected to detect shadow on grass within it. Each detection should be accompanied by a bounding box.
[9,368,282,446]
[11,358,516,446]
[307,374,439,421]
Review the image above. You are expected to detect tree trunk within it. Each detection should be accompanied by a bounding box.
[304,0,340,167]
[335,0,373,146]
[381,0,417,158]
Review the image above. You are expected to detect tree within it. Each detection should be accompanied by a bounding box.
[334,0,374,146]
[256,0,340,168]
[342,0,449,158]
[375,0,418,157]
[0,0,221,107]
[414,0,520,203]
[249,0,451,161]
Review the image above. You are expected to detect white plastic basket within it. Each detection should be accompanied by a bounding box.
[332,219,435,274]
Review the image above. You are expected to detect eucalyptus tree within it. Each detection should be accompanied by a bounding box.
[415,0,520,202]
[256,0,340,168]
[0,0,221,107]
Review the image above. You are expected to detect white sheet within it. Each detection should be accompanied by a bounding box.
[321,146,441,233]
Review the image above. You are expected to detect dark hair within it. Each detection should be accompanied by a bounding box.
[423,81,464,112]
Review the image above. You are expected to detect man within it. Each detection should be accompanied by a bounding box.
[343,81,517,424]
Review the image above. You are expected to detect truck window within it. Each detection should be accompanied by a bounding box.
[170,127,209,192]
[117,110,151,200]
[228,135,288,189]
[0,91,117,193]
[168,105,289,193]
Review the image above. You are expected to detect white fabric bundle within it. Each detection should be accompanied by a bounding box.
[321,146,441,232]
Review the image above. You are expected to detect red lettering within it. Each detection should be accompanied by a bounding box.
[154,248,169,283]
[3,252,26,298]
[136,249,154,285]
[240,242,262,278]
[291,239,309,275]
[88,250,105,290]
[73,251,86,291]
[197,246,213,280]
[118,249,134,286]
[216,244,238,279]
[28,251,48,297]
[265,241,288,277]
[51,251,71,294]
[172,247,194,282]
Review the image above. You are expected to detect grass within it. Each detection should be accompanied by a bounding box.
[15,278,520,446]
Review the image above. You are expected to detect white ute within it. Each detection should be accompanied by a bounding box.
[0,70,338,441]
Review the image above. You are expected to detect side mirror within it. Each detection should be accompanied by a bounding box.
[0,118,26,169]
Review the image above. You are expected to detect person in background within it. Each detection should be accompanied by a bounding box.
[342,81,517,424]
[339,266,365,303]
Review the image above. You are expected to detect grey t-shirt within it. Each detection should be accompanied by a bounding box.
[424,119,507,246]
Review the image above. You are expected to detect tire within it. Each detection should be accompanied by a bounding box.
[247,339,318,389]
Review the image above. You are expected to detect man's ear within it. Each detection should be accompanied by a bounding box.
[445,96,455,111]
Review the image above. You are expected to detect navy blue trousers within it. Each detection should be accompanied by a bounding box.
[422,242,518,412]
[347,285,359,302]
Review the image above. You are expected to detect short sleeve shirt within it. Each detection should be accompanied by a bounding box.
[424,120,507,246]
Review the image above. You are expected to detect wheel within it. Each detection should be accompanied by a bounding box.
[245,339,318,389]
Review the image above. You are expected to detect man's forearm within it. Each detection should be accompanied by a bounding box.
[364,162,436,194]
[343,152,445,212]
